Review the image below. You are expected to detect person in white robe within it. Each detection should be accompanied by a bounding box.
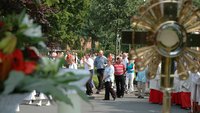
[149,63,162,104]
[190,71,200,113]
[178,70,192,109]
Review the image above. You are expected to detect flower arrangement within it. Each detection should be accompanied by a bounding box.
[0,11,89,106]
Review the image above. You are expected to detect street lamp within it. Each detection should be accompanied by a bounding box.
[116,30,121,56]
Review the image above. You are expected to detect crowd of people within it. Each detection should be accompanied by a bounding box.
[48,50,145,100]
[49,49,200,113]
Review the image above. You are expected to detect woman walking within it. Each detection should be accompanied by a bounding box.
[125,57,135,94]
[114,57,126,98]
[103,60,116,100]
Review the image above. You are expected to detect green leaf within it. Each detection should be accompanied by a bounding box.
[55,76,78,84]
[55,73,82,83]
[2,71,25,95]
[20,78,53,90]
[58,57,66,68]
[44,0,60,6]
[18,10,26,25]
[49,87,73,106]
[68,85,90,104]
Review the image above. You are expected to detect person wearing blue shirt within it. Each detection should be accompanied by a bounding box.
[136,66,148,98]
[94,50,107,94]
[125,58,135,93]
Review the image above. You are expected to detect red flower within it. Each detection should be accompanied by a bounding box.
[0,51,4,59]
[25,47,40,60]
[24,61,36,75]
[11,49,37,75]
[0,49,37,77]
[11,49,25,71]
[0,51,13,81]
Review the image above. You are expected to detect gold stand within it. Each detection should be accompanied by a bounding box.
[161,57,174,113]
[162,89,171,113]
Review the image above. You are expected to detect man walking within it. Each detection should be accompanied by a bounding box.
[94,50,107,94]
[84,53,94,95]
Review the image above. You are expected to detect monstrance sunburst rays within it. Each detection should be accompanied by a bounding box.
[130,0,200,80]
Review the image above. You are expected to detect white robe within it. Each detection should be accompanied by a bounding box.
[179,71,192,92]
[173,70,181,92]
[191,72,200,105]
[149,63,161,90]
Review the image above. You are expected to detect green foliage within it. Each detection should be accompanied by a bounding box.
[0,0,90,50]
[193,0,200,7]
[2,71,24,95]
[1,57,90,106]
[0,0,145,51]
[75,50,85,59]
[46,0,91,50]
[0,12,43,50]
[43,0,60,6]
[82,0,144,52]
[1,0,198,51]
[121,44,130,52]
[92,74,98,89]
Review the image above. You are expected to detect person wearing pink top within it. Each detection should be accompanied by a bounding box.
[114,57,126,98]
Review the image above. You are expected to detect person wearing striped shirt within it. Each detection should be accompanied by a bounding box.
[114,57,126,98]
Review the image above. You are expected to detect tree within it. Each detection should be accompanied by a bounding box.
[43,0,91,50]
[0,0,91,50]
[193,0,200,7]
[82,0,144,53]
[2,0,198,52]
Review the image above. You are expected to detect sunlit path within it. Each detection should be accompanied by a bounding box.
[19,92,190,113]
[82,92,189,113]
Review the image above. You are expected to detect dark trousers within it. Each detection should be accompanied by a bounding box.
[104,81,116,100]
[115,75,125,97]
[86,70,93,95]
[97,69,104,91]
[134,72,138,85]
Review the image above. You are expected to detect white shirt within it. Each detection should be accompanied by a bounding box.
[84,58,94,70]
[103,65,115,82]
[122,57,129,69]
[69,63,77,69]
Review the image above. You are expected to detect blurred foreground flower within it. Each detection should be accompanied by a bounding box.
[0,11,89,106]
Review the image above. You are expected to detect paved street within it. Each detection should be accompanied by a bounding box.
[19,91,190,113]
